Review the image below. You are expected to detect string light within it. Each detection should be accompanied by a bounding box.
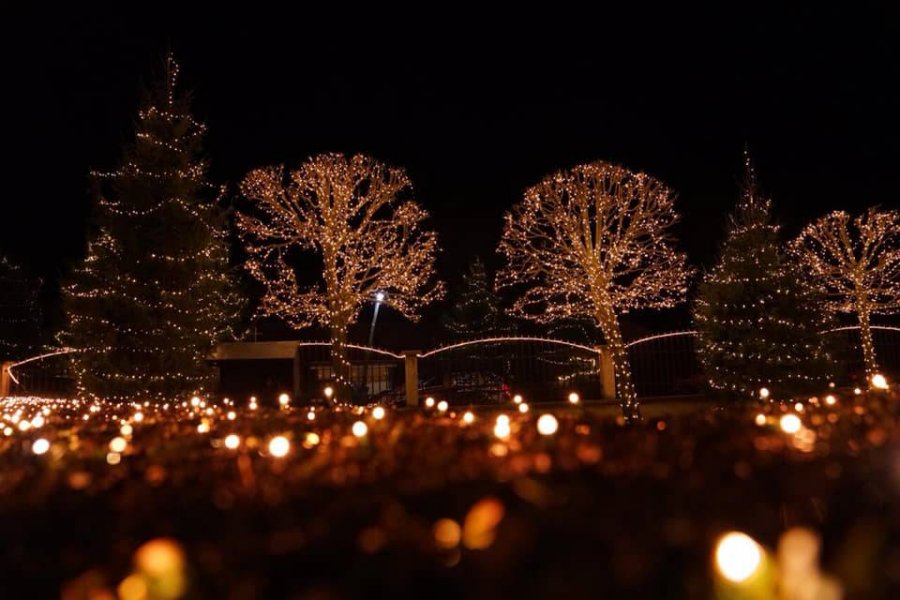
[372,406,386,420]
[425,397,435,409]
[437,400,449,413]
[792,208,900,385]
[871,373,889,390]
[224,434,240,449]
[268,436,290,458]
[237,153,445,395]
[31,438,50,455]
[462,411,475,424]
[537,414,558,435]
[497,160,690,422]
[780,414,802,434]
[352,421,368,437]
[278,393,291,408]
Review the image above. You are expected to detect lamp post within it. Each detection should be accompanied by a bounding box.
[363,291,386,399]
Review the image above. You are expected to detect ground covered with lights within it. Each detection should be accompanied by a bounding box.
[1,392,899,598]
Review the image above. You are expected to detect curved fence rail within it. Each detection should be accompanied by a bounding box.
[6,325,900,401]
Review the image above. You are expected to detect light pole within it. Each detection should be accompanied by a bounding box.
[368,291,386,347]
[364,291,386,398]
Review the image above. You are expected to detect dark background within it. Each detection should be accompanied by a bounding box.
[2,5,898,344]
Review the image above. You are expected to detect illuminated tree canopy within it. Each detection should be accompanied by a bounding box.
[497,160,690,420]
[792,208,900,383]
[237,153,444,396]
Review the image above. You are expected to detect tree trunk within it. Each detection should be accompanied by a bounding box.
[597,308,641,423]
[858,307,879,387]
[330,322,352,402]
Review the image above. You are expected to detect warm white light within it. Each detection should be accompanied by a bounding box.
[372,406,386,420]
[32,438,50,455]
[754,413,766,426]
[853,387,862,395]
[197,422,210,434]
[307,411,316,421]
[794,402,804,413]
[437,400,449,413]
[494,420,511,440]
[227,411,236,420]
[109,436,127,453]
[462,411,475,424]
[568,392,580,404]
[120,423,133,436]
[352,421,368,437]
[824,395,837,406]
[268,436,290,457]
[133,411,144,423]
[780,414,802,434]
[31,415,44,428]
[278,393,291,407]
[425,397,435,408]
[758,387,770,400]
[537,414,558,435]
[224,434,240,449]
[323,386,334,399]
[871,373,889,390]
[518,403,529,414]
[190,396,201,407]
[375,291,386,302]
[715,532,762,583]
[513,394,523,405]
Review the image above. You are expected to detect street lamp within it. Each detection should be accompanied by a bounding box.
[368,291,386,346]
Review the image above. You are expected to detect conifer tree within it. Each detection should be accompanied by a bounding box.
[443,257,511,339]
[694,156,832,398]
[63,55,243,400]
[0,255,42,360]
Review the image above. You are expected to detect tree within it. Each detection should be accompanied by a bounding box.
[792,208,900,384]
[497,160,690,421]
[693,157,833,398]
[63,54,243,401]
[0,255,42,360]
[443,257,511,339]
[237,153,444,397]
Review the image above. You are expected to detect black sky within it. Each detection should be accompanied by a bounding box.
[2,6,898,339]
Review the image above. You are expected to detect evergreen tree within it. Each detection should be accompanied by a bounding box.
[0,255,42,360]
[694,155,833,398]
[63,55,243,400]
[443,257,510,339]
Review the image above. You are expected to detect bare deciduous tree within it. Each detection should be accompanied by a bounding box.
[792,208,900,384]
[497,160,690,420]
[238,153,444,398]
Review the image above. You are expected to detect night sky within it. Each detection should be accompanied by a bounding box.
[3,6,898,340]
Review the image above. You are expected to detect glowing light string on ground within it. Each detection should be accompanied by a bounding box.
[420,336,599,358]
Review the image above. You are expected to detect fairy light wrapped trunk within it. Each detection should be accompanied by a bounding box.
[496,160,690,422]
[237,153,444,401]
[792,208,900,386]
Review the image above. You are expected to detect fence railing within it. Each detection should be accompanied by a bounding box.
[5,326,900,403]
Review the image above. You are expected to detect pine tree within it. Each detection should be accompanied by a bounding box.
[0,255,42,360]
[693,155,832,399]
[443,257,510,339]
[63,55,243,401]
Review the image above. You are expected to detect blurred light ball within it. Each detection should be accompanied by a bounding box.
[190,396,201,407]
[462,411,475,424]
[352,421,368,437]
[780,414,802,434]
[758,387,770,400]
[323,386,334,399]
[109,436,127,453]
[853,387,862,395]
[568,392,580,404]
[537,414,559,435]
[278,393,290,407]
[518,403,529,414]
[794,402,805,413]
[120,423,133,436]
[871,373,889,390]
[307,411,316,421]
[824,394,837,406]
[433,518,462,549]
[372,406,386,420]
[715,531,762,583]
[31,438,50,455]
[437,400,449,413]
[425,397,435,408]
[224,434,240,449]
[513,394,523,405]
[133,411,144,423]
[493,420,511,440]
[754,413,766,426]
[268,436,290,457]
